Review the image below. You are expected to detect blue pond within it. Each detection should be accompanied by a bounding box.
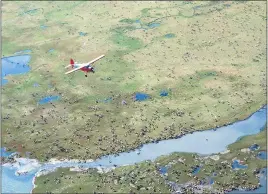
[39,96,60,105]
[257,151,267,160]
[232,160,248,169]
[192,166,201,175]
[160,90,168,97]
[48,49,54,53]
[193,5,201,10]
[1,55,31,85]
[208,177,214,185]
[134,93,150,101]
[103,97,112,103]
[97,97,112,103]
[1,105,267,193]
[249,144,260,151]
[33,83,39,87]
[164,33,175,38]
[40,25,47,30]
[159,166,168,175]
[148,23,160,28]
[24,9,39,15]
[79,32,87,36]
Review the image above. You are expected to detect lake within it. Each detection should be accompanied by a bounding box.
[1,55,31,85]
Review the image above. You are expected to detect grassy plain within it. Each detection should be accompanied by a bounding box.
[2,1,267,161]
[33,129,267,193]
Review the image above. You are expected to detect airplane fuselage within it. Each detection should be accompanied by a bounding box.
[73,63,95,73]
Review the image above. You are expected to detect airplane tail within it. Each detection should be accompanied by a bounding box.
[70,59,74,68]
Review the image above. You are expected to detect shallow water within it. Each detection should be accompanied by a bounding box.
[1,148,13,157]
[249,144,260,151]
[192,166,201,175]
[231,160,248,169]
[134,93,150,101]
[159,166,168,175]
[257,151,267,160]
[79,32,87,36]
[1,55,31,85]
[33,83,39,87]
[38,95,60,105]
[2,106,266,193]
[164,33,175,38]
[148,23,160,28]
[40,25,47,30]
[2,167,35,194]
[160,90,169,97]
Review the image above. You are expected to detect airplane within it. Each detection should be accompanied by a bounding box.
[65,54,105,77]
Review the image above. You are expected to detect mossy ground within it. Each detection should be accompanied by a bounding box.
[2,1,266,162]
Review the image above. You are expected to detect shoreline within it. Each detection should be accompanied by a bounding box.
[31,176,36,194]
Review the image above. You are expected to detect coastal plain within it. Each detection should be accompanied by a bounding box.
[2,1,266,163]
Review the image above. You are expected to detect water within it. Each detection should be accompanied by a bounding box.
[1,148,14,158]
[1,105,267,193]
[147,23,160,28]
[79,32,87,36]
[160,90,169,97]
[231,160,248,169]
[193,6,201,10]
[249,144,260,151]
[38,96,60,105]
[164,33,175,38]
[134,93,150,101]
[159,166,168,175]
[33,83,39,87]
[192,165,201,175]
[257,151,267,160]
[48,49,54,53]
[24,9,39,15]
[208,177,214,185]
[40,25,47,30]
[2,167,35,194]
[1,55,31,85]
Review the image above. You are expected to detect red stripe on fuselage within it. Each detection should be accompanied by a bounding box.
[81,65,92,72]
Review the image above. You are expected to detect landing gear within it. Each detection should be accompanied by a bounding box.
[85,74,88,77]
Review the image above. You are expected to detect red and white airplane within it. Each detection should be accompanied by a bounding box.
[65,55,105,77]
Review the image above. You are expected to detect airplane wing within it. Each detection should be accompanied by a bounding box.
[65,55,105,75]
[65,66,83,74]
[65,64,72,69]
[87,54,105,66]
